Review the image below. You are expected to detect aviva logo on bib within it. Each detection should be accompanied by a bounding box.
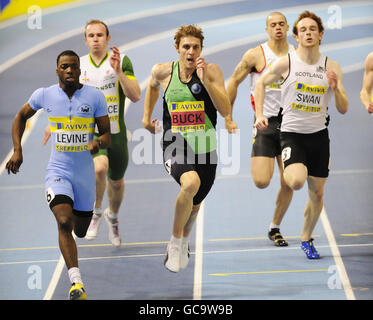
[49,117,95,133]
[171,101,204,112]
[295,82,327,95]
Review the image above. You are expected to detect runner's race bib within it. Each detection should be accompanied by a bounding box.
[170,101,205,133]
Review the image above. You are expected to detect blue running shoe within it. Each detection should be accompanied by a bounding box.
[301,238,320,259]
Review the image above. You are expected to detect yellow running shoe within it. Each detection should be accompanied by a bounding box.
[69,283,87,300]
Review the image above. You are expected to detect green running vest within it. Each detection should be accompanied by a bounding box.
[162,61,217,154]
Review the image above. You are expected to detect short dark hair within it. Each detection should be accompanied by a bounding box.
[57,50,80,66]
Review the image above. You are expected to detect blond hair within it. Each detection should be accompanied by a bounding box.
[84,19,109,37]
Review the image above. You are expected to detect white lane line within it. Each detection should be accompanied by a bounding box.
[0,0,247,74]
[2,1,370,300]
[193,201,205,300]
[42,232,77,300]
[2,168,373,190]
[342,62,365,74]
[321,37,373,52]
[43,255,65,300]
[2,0,372,75]
[320,207,356,300]
[1,24,370,172]
[202,33,373,58]
[0,110,42,175]
[116,17,373,56]
[2,242,372,266]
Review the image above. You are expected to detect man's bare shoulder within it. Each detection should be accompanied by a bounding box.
[152,62,173,81]
[326,58,342,73]
[206,62,222,73]
[236,45,265,73]
[242,46,263,63]
[205,62,224,82]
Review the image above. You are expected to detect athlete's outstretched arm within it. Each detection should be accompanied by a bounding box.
[6,103,36,174]
[254,55,289,130]
[225,48,257,132]
[227,48,258,109]
[360,52,373,113]
[142,63,165,134]
[326,59,348,114]
[198,58,230,118]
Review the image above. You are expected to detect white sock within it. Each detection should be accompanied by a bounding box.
[182,236,190,244]
[93,207,102,216]
[170,235,182,247]
[106,209,118,223]
[68,267,83,286]
[269,223,280,231]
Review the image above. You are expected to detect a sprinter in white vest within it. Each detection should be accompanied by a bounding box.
[81,20,141,246]
[226,12,294,247]
[254,11,348,259]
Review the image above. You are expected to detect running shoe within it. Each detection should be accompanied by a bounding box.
[69,283,87,300]
[301,238,320,259]
[104,208,122,248]
[164,242,181,273]
[180,240,190,269]
[85,209,102,240]
[268,228,288,247]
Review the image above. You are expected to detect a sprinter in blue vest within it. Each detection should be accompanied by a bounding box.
[6,50,111,300]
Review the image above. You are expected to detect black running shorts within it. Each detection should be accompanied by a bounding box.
[280,128,330,178]
[251,116,281,158]
[163,141,217,206]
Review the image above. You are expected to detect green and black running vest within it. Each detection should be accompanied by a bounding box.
[162,61,217,154]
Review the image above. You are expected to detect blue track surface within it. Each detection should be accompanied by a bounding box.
[0,0,372,301]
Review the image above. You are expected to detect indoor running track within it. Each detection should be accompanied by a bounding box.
[0,0,372,301]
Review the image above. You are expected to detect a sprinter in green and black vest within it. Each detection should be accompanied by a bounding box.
[142,25,230,273]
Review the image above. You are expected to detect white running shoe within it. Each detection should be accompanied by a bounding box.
[180,240,190,269]
[104,208,122,248]
[164,242,181,273]
[85,209,102,240]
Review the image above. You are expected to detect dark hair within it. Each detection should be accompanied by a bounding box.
[293,10,324,35]
[56,50,80,66]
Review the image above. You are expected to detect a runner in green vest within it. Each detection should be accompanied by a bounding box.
[142,25,230,273]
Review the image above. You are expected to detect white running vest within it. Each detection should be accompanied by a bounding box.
[80,53,121,134]
[250,42,294,118]
[280,51,332,133]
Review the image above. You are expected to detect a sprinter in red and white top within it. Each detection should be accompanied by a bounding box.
[226,12,295,247]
